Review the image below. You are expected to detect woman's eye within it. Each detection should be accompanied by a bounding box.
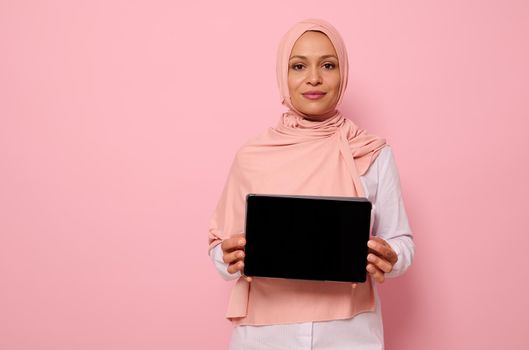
[291,63,304,70]
[323,63,336,70]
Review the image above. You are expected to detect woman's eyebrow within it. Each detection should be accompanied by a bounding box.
[289,54,338,61]
[289,55,307,61]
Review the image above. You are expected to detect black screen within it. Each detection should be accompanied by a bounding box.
[243,194,372,283]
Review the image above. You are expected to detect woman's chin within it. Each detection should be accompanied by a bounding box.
[300,108,336,120]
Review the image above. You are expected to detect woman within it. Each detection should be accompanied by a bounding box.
[208,18,415,349]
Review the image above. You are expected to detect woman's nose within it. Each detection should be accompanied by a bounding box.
[307,67,322,85]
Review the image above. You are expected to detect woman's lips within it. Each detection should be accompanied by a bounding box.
[302,91,326,100]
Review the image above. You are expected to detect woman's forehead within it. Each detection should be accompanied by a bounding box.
[290,31,338,58]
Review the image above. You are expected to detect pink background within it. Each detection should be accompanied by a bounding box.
[1,1,528,349]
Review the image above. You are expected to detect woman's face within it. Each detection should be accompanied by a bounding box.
[288,31,341,120]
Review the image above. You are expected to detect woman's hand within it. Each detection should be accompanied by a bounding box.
[221,233,252,282]
[366,236,398,283]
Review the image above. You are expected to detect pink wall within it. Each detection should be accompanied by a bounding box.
[1,1,528,349]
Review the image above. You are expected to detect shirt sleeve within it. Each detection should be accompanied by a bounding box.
[210,242,242,281]
[371,146,415,278]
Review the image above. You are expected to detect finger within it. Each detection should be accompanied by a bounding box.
[370,236,389,246]
[227,260,245,274]
[242,274,252,283]
[366,263,385,283]
[222,249,245,264]
[221,235,246,253]
[367,253,393,273]
[367,239,397,264]
[367,238,388,253]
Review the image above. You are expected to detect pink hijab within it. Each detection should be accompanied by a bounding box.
[208,19,387,325]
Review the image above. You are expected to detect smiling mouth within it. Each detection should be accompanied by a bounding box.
[302,92,326,100]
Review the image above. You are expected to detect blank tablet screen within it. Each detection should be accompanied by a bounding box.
[243,194,372,283]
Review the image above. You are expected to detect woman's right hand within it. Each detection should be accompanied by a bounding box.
[221,233,252,282]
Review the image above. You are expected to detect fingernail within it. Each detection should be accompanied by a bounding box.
[367,241,375,248]
[367,254,375,262]
[239,239,246,246]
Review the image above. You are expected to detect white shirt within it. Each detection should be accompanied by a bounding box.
[210,145,415,349]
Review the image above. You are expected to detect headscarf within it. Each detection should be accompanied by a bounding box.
[208,18,387,325]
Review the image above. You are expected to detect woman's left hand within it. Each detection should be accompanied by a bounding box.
[366,236,398,283]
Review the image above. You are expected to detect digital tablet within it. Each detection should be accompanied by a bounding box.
[243,193,372,283]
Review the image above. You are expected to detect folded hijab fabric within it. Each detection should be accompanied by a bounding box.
[208,18,387,325]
